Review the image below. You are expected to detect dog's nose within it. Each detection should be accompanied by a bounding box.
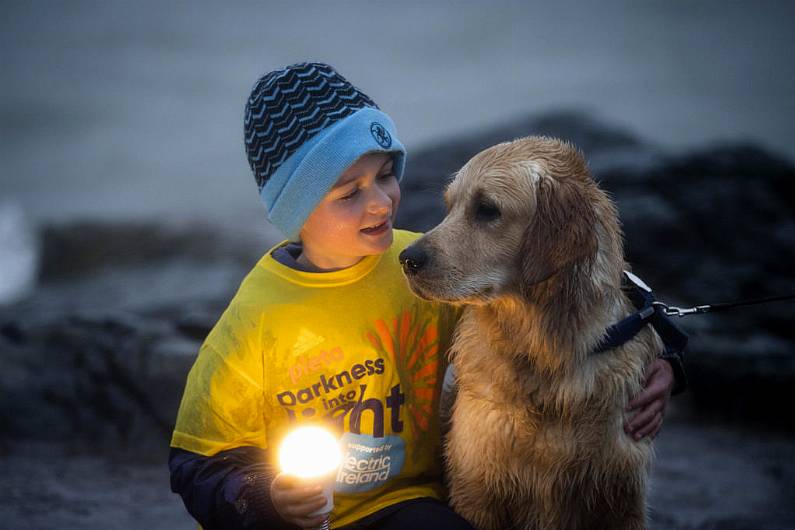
[399,245,428,275]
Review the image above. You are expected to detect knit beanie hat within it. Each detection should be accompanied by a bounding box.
[244,62,406,242]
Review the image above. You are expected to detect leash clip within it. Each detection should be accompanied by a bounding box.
[652,301,711,317]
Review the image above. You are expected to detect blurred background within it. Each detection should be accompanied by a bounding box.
[1,1,794,529]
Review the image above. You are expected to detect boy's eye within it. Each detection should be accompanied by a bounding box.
[339,188,359,200]
[338,173,395,201]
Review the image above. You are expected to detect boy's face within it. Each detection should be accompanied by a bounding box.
[299,152,401,270]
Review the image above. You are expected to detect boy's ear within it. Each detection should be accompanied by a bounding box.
[519,176,597,289]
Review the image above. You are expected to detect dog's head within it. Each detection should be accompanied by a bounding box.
[400,136,609,304]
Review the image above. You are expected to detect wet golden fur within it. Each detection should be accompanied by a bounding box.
[403,136,660,530]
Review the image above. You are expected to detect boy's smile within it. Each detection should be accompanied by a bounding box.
[297,152,401,272]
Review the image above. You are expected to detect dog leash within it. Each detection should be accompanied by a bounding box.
[591,272,795,356]
[652,294,795,317]
[592,272,688,355]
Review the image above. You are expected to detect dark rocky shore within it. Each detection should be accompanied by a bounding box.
[1,112,794,529]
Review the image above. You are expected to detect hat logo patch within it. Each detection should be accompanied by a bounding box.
[370,122,392,148]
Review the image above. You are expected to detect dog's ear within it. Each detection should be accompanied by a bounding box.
[519,175,598,288]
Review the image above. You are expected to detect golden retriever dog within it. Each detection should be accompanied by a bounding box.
[399,136,661,530]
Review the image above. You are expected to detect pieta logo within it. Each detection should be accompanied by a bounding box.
[370,122,392,148]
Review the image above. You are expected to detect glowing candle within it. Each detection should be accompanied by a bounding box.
[279,425,342,526]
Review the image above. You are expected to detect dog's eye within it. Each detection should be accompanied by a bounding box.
[475,201,501,222]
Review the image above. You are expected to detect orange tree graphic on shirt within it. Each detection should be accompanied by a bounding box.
[365,307,440,440]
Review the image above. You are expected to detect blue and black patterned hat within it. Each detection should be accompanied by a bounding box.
[244,62,406,242]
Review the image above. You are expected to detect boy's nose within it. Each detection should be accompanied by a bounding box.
[369,202,390,216]
[368,196,392,214]
[398,245,428,275]
[367,190,392,214]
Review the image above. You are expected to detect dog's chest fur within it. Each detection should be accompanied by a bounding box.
[446,305,656,529]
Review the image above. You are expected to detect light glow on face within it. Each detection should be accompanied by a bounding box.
[298,152,400,271]
[278,426,342,479]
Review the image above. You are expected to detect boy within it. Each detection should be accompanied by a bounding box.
[169,62,682,530]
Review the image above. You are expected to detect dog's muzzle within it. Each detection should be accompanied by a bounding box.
[398,245,428,276]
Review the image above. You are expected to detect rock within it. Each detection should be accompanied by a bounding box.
[0,221,262,452]
[37,218,261,282]
[0,313,194,453]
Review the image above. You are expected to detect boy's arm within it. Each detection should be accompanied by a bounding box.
[169,445,298,530]
[169,300,286,529]
[660,342,687,396]
[624,325,688,440]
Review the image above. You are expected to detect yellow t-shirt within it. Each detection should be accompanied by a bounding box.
[171,229,460,528]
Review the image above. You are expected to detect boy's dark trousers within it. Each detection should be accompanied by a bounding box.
[340,497,474,530]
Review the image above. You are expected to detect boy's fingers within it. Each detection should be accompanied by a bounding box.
[273,474,323,495]
[282,497,330,528]
[625,400,663,433]
[628,384,665,411]
[293,513,330,529]
[627,389,652,411]
[282,496,327,516]
[634,412,662,440]
[649,420,663,440]
[270,473,329,526]
[648,358,674,392]
[279,488,325,506]
[642,358,659,384]
[628,361,672,411]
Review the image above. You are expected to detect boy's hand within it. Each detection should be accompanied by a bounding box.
[624,358,674,441]
[270,472,330,528]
